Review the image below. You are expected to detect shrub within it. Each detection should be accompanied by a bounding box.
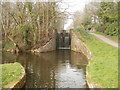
[105,22,118,36]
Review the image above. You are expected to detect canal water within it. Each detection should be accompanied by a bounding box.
[2,50,88,88]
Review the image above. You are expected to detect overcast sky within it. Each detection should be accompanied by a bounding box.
[60,0,92,30]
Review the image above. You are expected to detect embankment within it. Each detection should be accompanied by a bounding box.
[72,29,118,88]
[0,62,26,89]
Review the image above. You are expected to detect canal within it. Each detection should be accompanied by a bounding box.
[2,50,88,88]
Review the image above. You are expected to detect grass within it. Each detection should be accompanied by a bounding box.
[93,31,119,43]
[0,62,24,89]
[74,29,118,88]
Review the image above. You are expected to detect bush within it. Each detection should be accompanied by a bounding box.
[95,22,118,36]
[95,24,106,33]
[105,22,118,36]
[2,40,15,51]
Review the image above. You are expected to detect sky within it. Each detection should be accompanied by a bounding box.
[60,0,92,30]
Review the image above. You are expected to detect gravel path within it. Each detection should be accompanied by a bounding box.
[90,33,119,48]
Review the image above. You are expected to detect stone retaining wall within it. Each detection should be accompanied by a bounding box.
[71,31,92,60]
[31,34,56,53]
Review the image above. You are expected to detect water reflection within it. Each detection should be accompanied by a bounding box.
[2,50,88,88]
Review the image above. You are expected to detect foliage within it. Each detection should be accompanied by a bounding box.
[75,28,92,41]
[73,2,118,37]
[94,24,105,33]
[1,2,65,52]
[98,2,118,23]
[73,2,100,31]
[75,29,118,88]
[105,22,118,36]
[2,40,15,51]
[18,24,33,47]
[96,2,118,36]
[82,16,92,30]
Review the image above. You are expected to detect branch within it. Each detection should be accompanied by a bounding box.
[8,12,19,25]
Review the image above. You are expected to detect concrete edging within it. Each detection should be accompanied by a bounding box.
[86,71,101,89]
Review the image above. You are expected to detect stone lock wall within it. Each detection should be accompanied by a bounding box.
[32,33,56,53]
[71,31,99,88]
[71,31,92,60]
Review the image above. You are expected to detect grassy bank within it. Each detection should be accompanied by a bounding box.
[74,29,118,88]
[0,62,25,89]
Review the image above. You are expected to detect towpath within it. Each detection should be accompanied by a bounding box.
[90,33,119,48]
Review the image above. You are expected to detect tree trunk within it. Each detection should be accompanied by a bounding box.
[46,3,49,41]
